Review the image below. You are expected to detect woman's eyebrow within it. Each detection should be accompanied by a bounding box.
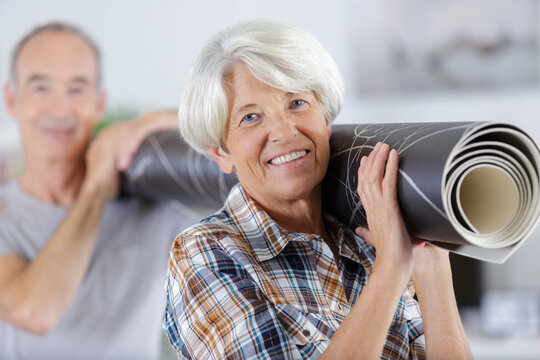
[233,103,257,116]
[285,91,314,98]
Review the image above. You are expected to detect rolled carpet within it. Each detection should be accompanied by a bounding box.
[122,122,540,263]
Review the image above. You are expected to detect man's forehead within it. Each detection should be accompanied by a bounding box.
[15,31,99,83]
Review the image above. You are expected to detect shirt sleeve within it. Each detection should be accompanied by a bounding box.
[355,230,426,359]
[163,233,303,360]
[383,284,426,360]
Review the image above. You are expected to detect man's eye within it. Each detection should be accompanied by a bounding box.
[240,113,262,124]
[289,99,307,109]
[68,87,84,95]
[32,85,50,94]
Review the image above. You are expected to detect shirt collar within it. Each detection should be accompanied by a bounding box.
[224,184,372,266]
[224,184,293,261]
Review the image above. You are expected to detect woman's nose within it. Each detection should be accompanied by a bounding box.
[268,113,298,143]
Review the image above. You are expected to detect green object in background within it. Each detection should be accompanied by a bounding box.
[93,106,140,135]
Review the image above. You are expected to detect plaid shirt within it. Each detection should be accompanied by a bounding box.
[164,184,425,359]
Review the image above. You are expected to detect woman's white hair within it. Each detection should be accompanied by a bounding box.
[179,20,345,156]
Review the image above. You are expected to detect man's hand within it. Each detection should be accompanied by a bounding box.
[84,109,179,199]
[112,109,179,171]
[84,125,120,201]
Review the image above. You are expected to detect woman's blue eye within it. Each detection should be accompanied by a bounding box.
[241,113,261,124]
[289,99,306,109]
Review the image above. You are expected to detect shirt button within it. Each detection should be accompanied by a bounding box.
[302,329,311,337]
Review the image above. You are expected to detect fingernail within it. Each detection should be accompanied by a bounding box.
[390,149,397,159]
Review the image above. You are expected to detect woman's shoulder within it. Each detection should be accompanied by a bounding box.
[171,208,254,262]
[181,210,236,238]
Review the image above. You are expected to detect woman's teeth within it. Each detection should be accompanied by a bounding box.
[269,150,307,165]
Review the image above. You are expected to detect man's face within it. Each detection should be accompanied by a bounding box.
[5,31,105,165]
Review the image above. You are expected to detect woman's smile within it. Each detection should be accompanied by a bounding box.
[268,149,309,166]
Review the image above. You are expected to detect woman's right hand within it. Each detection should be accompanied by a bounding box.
[319,142,430,359]
[356,142,415,283]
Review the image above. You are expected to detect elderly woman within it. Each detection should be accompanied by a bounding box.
[164,20,472,359]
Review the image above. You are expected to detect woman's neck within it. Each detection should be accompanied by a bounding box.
[247,183,325,236]
[245,183,340,261]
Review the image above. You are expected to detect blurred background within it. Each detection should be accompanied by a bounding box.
[1,0,539,358]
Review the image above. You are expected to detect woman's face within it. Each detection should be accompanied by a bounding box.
[209,64,331,206]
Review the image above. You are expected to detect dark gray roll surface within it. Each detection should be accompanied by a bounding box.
[122,122,540,263]
[121,131,237,210]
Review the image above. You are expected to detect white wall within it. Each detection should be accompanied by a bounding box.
[0,0,351,127]
[1,0,539,290]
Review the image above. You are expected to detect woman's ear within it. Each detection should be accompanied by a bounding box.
[208,146,235,174]
[326,120,332,139]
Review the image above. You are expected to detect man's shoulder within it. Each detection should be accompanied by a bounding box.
[0,181,65,218]
[0,181,20,202]
[0,182,34,219]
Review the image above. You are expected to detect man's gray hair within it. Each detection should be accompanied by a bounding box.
[9,21,102,87]
[179,20,345,156]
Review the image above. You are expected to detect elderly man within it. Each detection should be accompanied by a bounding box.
[0,22,195,359]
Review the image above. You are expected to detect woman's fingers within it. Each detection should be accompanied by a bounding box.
[356,143,401,243]
[355,226,375,247]
[358,143,377,187]
[359,154,368,178]
[382,149,399,200]
[365,142,380,172]
[358,142,395,195]
[371,143,391,183]
[355,142,415,275]
[357,148,370,200]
